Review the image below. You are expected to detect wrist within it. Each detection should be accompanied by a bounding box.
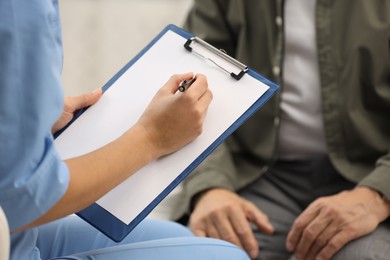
[124,124,160,161]
[191,188,232,211]
[356,186,390,221]
[191,189,212,211]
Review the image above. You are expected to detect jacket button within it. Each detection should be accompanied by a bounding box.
[273,66,281,77]
[275,16,283,27]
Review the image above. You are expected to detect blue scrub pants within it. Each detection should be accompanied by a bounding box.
[36,216,248,260]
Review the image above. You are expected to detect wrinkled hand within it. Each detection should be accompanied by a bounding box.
[52,88,102,134]
[286,187,390,260]
[136,73,212,158]
[190,188,274,259]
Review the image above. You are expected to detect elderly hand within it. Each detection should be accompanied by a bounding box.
[286,186,390,260]
[190,188,274,259]
[52,88,102,134]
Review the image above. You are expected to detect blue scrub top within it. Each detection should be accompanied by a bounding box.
[0,0,70,259]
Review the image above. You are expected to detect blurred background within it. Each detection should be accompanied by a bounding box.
[60,0,193,95]
[59,0,194,219]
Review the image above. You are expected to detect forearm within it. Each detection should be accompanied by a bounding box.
[20,124,157,230]
[16,73,212,231]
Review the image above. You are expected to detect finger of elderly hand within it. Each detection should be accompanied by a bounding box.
[293,207,333,260]
[286,202,322,252]
[245,201,274,234]
[192,227,207,237]
[305,221,339,260]
[203,216,222,239]
[229,203,260,259]
[211,209,244,248]
[191,214,218,239]
[315,231,352,260]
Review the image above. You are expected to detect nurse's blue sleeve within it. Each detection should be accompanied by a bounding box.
[0,0,69,230]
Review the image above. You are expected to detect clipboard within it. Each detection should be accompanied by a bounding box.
[54,24,279,242]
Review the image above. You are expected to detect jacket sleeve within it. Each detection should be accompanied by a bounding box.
[359,151,390,200]
[357,37,390,200]
[359,33,390,200]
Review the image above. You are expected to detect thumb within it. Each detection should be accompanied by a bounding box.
[69,88,102,111]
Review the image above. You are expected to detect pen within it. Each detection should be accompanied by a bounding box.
[178,76,196,92]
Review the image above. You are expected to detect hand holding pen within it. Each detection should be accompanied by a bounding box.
[179,74,197,92]
[137,72,212,157]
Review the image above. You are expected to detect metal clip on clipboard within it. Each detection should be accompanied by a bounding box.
[184,37,248,80]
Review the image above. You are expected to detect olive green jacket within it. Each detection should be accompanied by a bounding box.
[173,0,390,220]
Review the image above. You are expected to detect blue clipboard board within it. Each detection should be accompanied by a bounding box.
[54,24,279,242]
